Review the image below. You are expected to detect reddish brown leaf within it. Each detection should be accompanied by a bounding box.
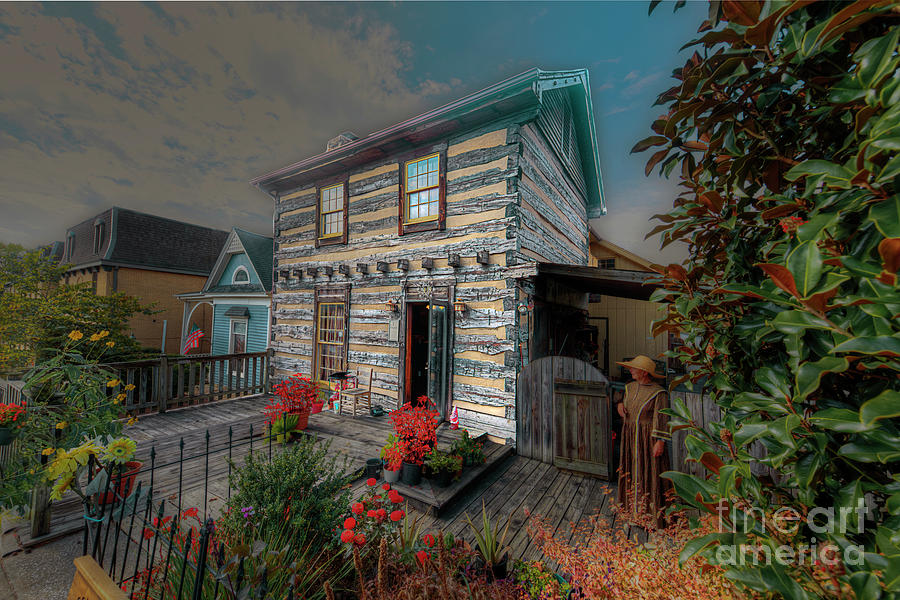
[631,135,669,154]
[681,140,709,152]
[805,288,839,313]
[761,203,802,220]
[712,287,764,299]
[721,0,762,26]
[645,148,670,176]
[699,191,725,213]
[878,238,900,273]
[745,10,780,46]
[700,452,725,475]
[877,271,897,286]
[757,263,800,298]
[817,0,891,44]
[667,264,689,281]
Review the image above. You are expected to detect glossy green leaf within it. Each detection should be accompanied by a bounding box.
[795,357,849,401]
[786,241,823,297]
[809,408,874,433]
[860,390,900,425]
[849,572,882,600]
[785,159,853,182]
[856,27,900,89]
[833,335,900,357]
[678,532,732,564]
[770,310,835,334]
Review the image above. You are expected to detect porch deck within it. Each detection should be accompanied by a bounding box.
[18,395,616,564]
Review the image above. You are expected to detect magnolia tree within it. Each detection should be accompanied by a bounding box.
[636,1,899,598]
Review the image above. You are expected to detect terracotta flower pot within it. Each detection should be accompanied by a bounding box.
[96,461,142,505]
[294,411,310,430]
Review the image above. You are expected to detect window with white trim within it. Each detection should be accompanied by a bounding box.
[232,266,250,284]
[228,319,247,354]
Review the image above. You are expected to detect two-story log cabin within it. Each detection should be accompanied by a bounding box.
[251,68,605,442]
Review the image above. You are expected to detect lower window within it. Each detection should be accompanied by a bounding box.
[315,294,348,382]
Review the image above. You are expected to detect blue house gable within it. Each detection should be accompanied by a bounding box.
[175,228,273,359]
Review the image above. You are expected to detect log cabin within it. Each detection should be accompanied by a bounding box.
[251,68,612,443]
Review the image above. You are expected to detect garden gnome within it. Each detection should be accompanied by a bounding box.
[614,355,671,528]
[449,406,459,429]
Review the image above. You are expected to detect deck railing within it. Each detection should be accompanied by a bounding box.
[108,350,271,415]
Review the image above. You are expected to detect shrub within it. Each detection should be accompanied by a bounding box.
[635,1,900,597]
[220,435,350,552]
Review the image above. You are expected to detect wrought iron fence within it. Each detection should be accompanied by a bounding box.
[83,423,359,599]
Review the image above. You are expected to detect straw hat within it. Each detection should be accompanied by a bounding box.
[616,355,664,378]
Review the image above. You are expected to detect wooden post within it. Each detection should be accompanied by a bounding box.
[29,484,51,539]
[265,348,274,394]
[158,355,168,413]
[67,556,128,600]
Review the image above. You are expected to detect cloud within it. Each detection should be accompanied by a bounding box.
[594,82,614,92]
[622,71,665,97]
[0,3,456,245]
[592,57,621,65]
[604,106,631,117]
[624,70,639,81]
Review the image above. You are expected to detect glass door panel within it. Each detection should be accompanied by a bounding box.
[427,303,449,418]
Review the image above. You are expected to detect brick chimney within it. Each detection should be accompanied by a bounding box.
[326,131,360,152]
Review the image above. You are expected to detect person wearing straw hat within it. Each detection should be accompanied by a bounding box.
[614,355,671,527]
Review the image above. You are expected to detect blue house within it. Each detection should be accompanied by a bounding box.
[177,228,273,360]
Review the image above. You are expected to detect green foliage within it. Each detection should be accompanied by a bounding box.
[424,449,462,474]
[636,1,900,597]
[270,413,298,445]
[512,559,571,599]
[465,500,511,567]
[0,335,130,511]
[450,429,486,465]
[0,243,156,373]
[220,436,351,552]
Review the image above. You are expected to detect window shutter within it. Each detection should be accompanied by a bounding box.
[341,180,349,244]
[398,164,405,235]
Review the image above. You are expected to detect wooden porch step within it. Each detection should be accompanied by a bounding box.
[386,440,516,516]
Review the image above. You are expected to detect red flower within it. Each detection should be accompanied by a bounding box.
[351,503,364,514]
[423,533,435,548]
[382,483,391,491]
[373,495,382,502]
[182,507,199,519]
[340,529,354,543]
[354,533,366,546]
[376,508,386,522]
[389,492,404,504]
[142,528,154,540]
[366,478,377,486]
[367,509,377,518]
[416,550,429,566]
[390,510,404,522]
[344,517,356,530]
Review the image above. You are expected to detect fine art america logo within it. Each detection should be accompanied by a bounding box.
[712,499,867,567]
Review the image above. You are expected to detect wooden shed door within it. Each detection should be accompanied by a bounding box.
[553,379,611,478]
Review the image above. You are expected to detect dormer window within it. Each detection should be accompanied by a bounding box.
[232,266,250,285]
[93,220,105,254]
[66,233,75,260]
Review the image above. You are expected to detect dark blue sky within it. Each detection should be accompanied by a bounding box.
[0,1,706,262]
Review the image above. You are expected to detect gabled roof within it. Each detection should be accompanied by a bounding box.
[251,68,605,218]
[61,207,229,276]
[203,228,273,294]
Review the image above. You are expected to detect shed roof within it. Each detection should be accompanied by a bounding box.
[251,68,605,218]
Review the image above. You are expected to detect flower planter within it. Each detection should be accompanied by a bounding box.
[383,467,401,483]
[432,469,453,488]
[0,426,17,446]
[365,458,382,479]
[489,555,509,581]
[96,461,143,505]
[310,401,324,415]
[292,411,310,430]
[401,461,422,486]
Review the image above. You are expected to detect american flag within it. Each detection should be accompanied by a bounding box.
[182,326,204,354]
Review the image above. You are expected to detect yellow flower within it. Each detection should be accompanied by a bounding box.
[103,437,137,464]
[55,421,67,430]
[107,379,121,388]
[90,333,102,342]
[42,447,55,456]
[68,330,83,341]
[106,341,115,348]
[124,384,136,391]
[116,393,126,402]
[127,416,139,426]
[99,330,110,338]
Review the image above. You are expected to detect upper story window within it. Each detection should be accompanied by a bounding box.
[400,151,446,234]
[316,181,348,246]
[93,221,105,254]
[598,258,615,269]
[66,233,75,260]
[232,266,250,284]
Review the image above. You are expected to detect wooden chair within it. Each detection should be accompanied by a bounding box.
[340,369,373,417]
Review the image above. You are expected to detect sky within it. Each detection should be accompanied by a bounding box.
[0,1,706,264]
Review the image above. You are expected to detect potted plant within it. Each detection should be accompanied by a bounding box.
[465,500,511,580]
[267,374,318,430]
[424,449,462,488]
[0,401,26,446]
[450,429,486,467]
[382,444,402,483]
[271,413,299,444]
[389,396,439,486]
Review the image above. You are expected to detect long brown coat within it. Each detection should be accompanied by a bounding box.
[616,381,671,527]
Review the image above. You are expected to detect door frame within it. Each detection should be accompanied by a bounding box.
[397,281,454,418]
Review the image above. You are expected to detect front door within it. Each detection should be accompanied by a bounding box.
[404,301,450,418]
